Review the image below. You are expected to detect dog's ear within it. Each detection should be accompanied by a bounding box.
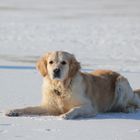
[36,55,48,77]
[69,55,81,77]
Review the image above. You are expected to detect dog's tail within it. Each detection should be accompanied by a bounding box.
[134,89,140,97]
[132,89,140,108]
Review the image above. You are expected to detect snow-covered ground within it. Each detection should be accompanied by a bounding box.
[1,0,140,140]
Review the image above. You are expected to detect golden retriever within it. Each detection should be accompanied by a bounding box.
[6,51,140,119]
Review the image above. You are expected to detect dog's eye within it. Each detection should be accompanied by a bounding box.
[49,61,54,64]
[61,61,66,65]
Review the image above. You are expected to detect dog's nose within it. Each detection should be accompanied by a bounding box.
[53,68,61,78]
[53,68,60,74]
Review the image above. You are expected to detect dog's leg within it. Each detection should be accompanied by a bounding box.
[115,76,140,112]
[5,106,48,117]
[60,104,96,119]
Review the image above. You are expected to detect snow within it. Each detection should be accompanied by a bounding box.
[0,117,140,140]
[1,0,140,140]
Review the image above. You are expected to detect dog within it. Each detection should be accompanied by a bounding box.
[5,51,140,119]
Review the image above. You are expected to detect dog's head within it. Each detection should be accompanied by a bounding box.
[37,51,80,81]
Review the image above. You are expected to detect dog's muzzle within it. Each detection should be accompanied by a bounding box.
[53,68,61,78]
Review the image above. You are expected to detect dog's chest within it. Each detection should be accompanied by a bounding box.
[53,89,75,109]
[46,88,81,113]
[43,77,87,113]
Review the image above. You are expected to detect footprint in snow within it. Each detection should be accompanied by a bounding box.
[33,128,59,132]
[0,123,12,126]
[0,130,8,134]
[15,135,24,138]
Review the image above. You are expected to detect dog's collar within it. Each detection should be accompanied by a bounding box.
[53,89,61,96]
[53,79,72,96]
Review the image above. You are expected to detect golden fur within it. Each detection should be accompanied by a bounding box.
[5,51,140,119]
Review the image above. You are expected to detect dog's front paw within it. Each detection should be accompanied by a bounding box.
[5,110,22,117]
[60,113,75,120]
